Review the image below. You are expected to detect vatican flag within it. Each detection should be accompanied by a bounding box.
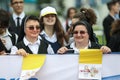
[20,54,46,80]
[79,49,102,80]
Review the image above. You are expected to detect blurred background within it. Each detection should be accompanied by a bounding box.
[0,0,112,45]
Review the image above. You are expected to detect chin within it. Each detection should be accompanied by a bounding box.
[75,38,83,41]
[31,35,38,38]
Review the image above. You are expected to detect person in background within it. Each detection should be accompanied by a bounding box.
[0,9,18,53]
[57,21,111,54]
[67,8,99,44]
[0,39,5,55]
[66,12,80,44]
[39,6,68,54]
[79,8,98,43]
[9,0,27,42]
[112,0,120,19]
[103,0,120,46]
[10,15,53,56]
[108,19,120,52]
[62,7,77,33]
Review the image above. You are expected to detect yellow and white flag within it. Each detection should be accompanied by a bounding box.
[20,54,46,80]
[79,49,102,80]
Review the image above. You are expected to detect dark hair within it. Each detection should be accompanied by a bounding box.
[24,15,40,26]
[73,12,85,20]
[24,15,41,31]
[72,20,95,42]
[10,0,24,4]
[66,7,77,18]
[0,9,10,28]
[107,0,119,11]
[79,8,97,26]
[111,19,120,36]
[40,15,68,46]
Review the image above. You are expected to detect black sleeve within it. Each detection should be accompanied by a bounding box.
[108,35,120,52]
[0,39,5,51]
[103,18,111,45]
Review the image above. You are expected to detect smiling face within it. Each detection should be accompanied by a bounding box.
[25,20,40,39]
[73,25,89,44]
[43,14,56,27]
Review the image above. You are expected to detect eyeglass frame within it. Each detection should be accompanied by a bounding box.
[73,30,87,35]
[26,26,40,30]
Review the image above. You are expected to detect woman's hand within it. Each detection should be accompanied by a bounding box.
[100,46,111,54]
[57,47,68,54]
[16,48,29,57]
[0,51,5,55]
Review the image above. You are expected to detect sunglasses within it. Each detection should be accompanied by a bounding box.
[12,1,24,5]
[73,30,87,34]
[26,26,40,30]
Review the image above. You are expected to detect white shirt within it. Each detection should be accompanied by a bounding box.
[0,29,18,51]
[40,30,58,54]
[40,30,57,43]
[13,12,25,26]
[70,41,91,54]
[10,37,54,54]
[24,37,40,54]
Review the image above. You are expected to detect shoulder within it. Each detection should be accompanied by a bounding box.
[15,41,24,49]
[103,15,114,22]
[89,42,101,49]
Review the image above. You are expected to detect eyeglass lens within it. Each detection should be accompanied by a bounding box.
[73,30,87,34]
[26,26,40,30]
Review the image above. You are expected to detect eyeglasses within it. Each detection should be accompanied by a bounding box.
[12,1,24,5]
[73,30,87,34]
[26,26,40,30]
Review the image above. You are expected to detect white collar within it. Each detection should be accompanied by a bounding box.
[13,12,25,20]
[40,30,48,36]
[23,37,40,46]
[70,40,91,50]
[70,42,79,54]
[84,40,91,49]
[40,30,57,42]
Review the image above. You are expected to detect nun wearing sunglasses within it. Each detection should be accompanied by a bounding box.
[57,21,111,54]
[10,15,54,56]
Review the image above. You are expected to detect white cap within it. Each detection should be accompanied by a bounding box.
[40,6,57,17]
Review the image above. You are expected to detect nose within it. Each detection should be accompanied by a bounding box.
[76,32,81,36]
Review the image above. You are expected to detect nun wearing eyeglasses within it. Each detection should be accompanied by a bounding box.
[10,15,54,56]
[57,21,111,54]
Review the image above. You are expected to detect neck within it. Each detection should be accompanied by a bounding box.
[44,25,54,37]
[15,12,22,16]
[110,10,116,17]
[75,41,89,49]
[25,36,38,43]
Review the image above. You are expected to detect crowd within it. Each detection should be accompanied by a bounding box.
[0,0,120,55]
